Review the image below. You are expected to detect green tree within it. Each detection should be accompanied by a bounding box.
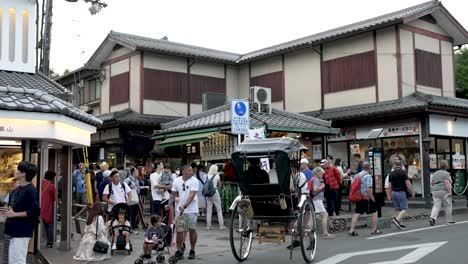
[455,47,468,98]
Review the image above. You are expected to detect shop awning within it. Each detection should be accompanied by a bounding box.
[156,131,214,148]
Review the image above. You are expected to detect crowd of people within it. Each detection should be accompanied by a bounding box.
[0,154,459,263]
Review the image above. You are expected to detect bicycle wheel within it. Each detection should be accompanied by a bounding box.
[298,198,317,263]
[229,204,253,262]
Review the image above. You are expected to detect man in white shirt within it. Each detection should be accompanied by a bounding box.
[102,171,131,216]
[168,165,199,261]
[150,161,164,215]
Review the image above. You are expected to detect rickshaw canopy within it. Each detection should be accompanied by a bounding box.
[232,137,308,157]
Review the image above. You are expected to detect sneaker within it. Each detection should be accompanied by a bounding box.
[219,225,226,230]
[188,250,196,259]
[392,217,403,230]
[429,218,436,226]
[112,244,117,250]
[206,226,211,230]
[125,243,130,250]
[286,240,300,249]
[174,250,184,260]
[130,229,138,235]
[448,221,456,225]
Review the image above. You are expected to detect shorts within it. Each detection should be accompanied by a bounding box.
[3,235,31,264]
[175,213,198,232]
[312,199,326,214]
[355,199,377,215]
[391,191,408,211]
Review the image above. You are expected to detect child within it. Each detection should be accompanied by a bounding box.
[143,215,165,259]
[112,209,131,250]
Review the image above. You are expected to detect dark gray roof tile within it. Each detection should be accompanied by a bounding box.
[96,109,178,128]
[0,71,71,97]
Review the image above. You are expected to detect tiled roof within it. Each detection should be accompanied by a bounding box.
[303,91,468,121]
[109,31,241,64]
[0,86,102,126]
[0,71,71,98]
[96,109,179,128]
[238,1,440,62]
[157,103,338,135]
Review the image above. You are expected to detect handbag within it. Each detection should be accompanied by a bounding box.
[93,217,109,254]
[128,188,139,205]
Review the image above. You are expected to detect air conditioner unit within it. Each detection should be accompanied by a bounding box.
[249,86,271,114]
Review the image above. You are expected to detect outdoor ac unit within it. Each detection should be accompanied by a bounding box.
[250,86,271,114]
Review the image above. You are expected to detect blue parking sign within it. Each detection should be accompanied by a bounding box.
[231,100,250,134]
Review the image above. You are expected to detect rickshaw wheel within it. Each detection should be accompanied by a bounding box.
[229,204,253,262]
[298,198,317,263]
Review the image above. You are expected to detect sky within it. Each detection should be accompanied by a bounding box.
[49,0,468,74]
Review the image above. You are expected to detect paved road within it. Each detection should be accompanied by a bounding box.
[41,214,467,264]
[189,215,468,264]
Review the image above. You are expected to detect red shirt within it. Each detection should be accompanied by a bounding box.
[324,166,341,190]
[41,179,56,224]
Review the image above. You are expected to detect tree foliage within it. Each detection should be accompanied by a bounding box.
[456,47,468,98]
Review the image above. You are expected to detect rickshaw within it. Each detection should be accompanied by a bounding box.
[229,137,317,263]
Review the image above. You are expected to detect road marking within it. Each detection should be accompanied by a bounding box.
[316,241,447,264]
[367,220,468,240]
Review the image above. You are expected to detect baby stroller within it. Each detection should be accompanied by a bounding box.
[109,203,133,255]
[135,220,177,264]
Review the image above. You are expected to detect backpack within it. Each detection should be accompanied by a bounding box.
[202,175,217,197]
[308,177,323,198]
[349,176,366,203]
[107,182,127,202]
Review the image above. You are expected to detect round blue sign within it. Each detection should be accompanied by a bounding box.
[234,102,247,116]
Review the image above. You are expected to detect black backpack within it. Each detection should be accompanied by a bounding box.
[107,182,127,202]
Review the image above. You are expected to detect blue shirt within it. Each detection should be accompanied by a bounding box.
[356,170,372,196]
[73,169,86,193]
[356,160,364,173]
[302,168,313,182]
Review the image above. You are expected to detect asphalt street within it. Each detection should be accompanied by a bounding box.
[189,214,468,264]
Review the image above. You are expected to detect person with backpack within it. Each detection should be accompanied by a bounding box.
[194,164,207,216]
[389,160,414,230]
[309,167,335,240]
[349,162,380,236]
[102,171,132,218]
[204,165,226,230]
[320,159,341,216]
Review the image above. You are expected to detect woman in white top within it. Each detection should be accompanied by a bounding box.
[205,164,226,230]
[73,203,111,261]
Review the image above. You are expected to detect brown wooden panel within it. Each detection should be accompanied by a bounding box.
[110,72,130,106]
[322,51,375,93]
[250,71,283,102]
[190,74,226,103]
[415,49,442,88]
[143,68,187,102]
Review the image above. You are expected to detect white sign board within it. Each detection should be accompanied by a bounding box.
[231,100,250,134]
[247,127,270,172]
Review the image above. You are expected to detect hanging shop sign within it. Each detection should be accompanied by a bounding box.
[452,154,466,169]
[183,143,200,157]
[381,124,419,137]
[350,144,360,154]
[327,129,356,142]
[247,127,265,140]
[429,154,437,169]
[231,100,250,135]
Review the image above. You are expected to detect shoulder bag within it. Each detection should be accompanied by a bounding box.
[93,217,109,254]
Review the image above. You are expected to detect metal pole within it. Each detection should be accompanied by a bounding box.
[40,0,53,75]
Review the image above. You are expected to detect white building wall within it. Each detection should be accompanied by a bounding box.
[144,53,187,73]
[417,84,441,96]
[324,86,375,109]
[143,99,186,117]
[226,65,239,101]
[250,56,282,77]
[110,102,129,112]
[110,59,129,77]
[107,47,133,60]
[284,48,321,112]
[414,34,440,54]
[100,65,110,114]
[191,61,224,78]
[376,27,398,101]
[129,54,141,112]
[400,29,415,96]
[238,64,250,99]
[190,104,203,115]
[441,40,455,97]
[407,19,449,36]
[323,32,373,61]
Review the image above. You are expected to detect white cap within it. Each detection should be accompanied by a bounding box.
[103,170,112,177]
[300,158,309,164]
[320,159,328,166]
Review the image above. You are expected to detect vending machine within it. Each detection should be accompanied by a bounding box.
[368,147,386,217]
